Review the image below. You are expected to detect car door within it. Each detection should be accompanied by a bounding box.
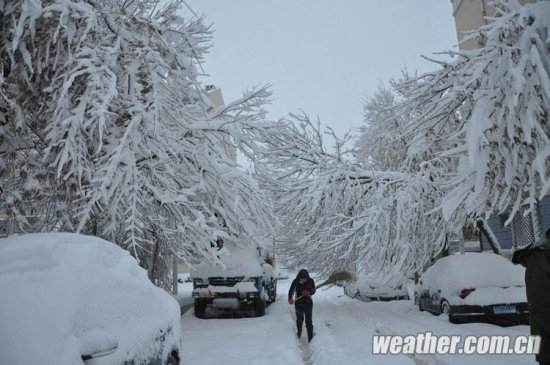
[418,286,431,310]
[428,288,442,313]
[418,284,440,313]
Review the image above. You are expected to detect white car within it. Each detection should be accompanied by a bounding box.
[0,233,181,365]
[344,272,409,302]
[191,243,277,318]
[415,252,528,326]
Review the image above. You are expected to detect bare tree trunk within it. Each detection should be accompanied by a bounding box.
[7,216,15,236]
[149,239,161,285]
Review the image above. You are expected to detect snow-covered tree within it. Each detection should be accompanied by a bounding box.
[396,0,550,236]
[255,114,448,277]
[0,0,278,287]
[355,80,414,171]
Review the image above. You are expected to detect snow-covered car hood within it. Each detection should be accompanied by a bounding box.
[0,233,180,365]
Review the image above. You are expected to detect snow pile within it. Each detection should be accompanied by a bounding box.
[191,243,264,279]
[0,233,180,365]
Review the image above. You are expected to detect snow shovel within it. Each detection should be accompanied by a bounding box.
[295,270,355,302]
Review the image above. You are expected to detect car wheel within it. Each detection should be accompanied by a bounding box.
[266,281,276,304]
[441,300,456,322]
[416,295,425,311]
[271,285,277,303]
[194,299,207,319]
[167,350,180,365]
[441,300,450,314]
[255,298,266,317]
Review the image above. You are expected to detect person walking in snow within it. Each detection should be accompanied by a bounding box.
[512,228,550,365]
[288,269,316,342]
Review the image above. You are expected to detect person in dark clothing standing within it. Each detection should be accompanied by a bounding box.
[288,269,316,342]
[512,229,550,365]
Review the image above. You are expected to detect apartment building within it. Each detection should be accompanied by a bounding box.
[203,85,237,163]
[450,0,535,50]
[448,0,550,254]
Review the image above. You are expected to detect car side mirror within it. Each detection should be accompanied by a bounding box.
[79,330,118,361]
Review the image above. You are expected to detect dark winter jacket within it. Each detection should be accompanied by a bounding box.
[288,269,316,304]
[513,243,550,364]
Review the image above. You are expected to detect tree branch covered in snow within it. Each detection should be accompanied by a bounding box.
[396,0,550,226]
[255,114,448,277]
[354,82,410,171]
[0,0,277,287]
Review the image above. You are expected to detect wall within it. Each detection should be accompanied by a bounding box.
[482,195,550,251]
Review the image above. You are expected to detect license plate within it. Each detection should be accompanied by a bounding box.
[493,305,516,314]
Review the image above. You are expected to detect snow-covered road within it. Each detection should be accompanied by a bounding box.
[180,278,534,365]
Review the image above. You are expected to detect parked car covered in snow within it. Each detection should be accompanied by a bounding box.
[0,233,181,365]
[344,272,409,302]
[415,252,528,326]
[191,243,277,318]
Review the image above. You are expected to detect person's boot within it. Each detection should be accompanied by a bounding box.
[307,325,314,342]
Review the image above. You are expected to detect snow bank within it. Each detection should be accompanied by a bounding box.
[420,253,525,291]
[0,233,180,365]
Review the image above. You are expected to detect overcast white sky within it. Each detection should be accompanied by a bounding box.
[185,0,458,138]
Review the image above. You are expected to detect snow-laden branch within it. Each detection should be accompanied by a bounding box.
[0,0,278,288]
[396,0,550,225]
[254,113,449,278]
